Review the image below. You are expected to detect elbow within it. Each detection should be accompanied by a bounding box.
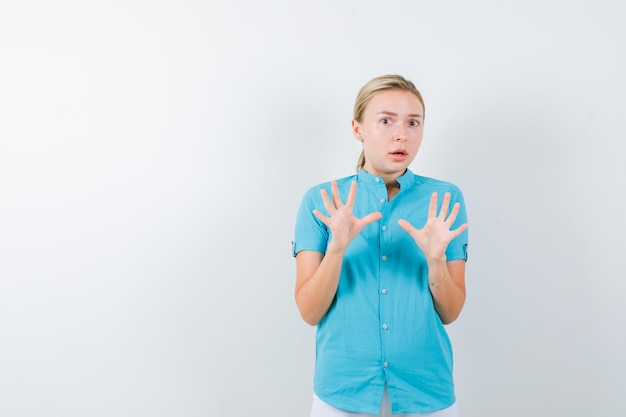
[436,300,465,325]
[295,291,323,326]
[297,303,322,326]
[301,312,320,327]
[440,314,459,325]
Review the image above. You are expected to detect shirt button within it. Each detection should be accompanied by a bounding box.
[383,361,389,367]
[381,225,387,231]
[382,323,388,330]
[379,198,385,203]
[381,255,387,261]
[375,177,381,183]
[381,289,387,295]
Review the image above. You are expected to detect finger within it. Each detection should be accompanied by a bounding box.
[312,209,330,225]
[438,192,451,220]
[397,219,416,235]
[319,188,335,214]
[345,181,357,207]
[359,211,382,226]
[330,180,344,208]
[445,202,461,224]
[427,192,438,219]
[449,222,468,239]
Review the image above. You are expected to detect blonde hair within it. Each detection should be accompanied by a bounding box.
[353,74,425,171]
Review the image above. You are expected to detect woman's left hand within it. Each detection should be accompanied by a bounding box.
[398,192,467,262]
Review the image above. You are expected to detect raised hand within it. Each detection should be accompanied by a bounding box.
[313,180,382,251]
[398,192,467,262]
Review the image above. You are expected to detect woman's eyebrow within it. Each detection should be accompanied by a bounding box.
[377,111,423,118]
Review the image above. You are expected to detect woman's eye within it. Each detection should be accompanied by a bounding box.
[410,120,419,127]
[382,118,392,125]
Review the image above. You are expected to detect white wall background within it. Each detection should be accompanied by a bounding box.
[1,1,624,416]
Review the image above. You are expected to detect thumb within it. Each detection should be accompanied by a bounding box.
[361,211,383,226]
[397,219,415,234]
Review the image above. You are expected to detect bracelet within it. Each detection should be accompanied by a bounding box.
[429,275,449,288]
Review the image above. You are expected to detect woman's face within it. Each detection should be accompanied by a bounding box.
[352,89,424,182]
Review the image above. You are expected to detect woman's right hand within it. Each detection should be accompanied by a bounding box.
[296,180,380,325]
[313,180,382,252]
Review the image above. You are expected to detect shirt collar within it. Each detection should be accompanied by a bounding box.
[357,168,416,187]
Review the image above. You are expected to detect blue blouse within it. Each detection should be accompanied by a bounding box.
[293,169,469,414]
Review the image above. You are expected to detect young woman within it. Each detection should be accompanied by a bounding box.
[293,74,469,417]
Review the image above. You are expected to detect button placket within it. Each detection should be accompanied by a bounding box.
[377,180,391,373]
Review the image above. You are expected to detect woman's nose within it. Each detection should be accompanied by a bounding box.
[394,125,407,141]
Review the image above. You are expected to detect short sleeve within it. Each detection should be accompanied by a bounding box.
[445,186,469,262]
[292,186,330,257]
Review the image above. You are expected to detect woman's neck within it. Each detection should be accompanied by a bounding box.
[386,181,400,200]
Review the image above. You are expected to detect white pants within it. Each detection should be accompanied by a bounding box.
[310,386,460,417]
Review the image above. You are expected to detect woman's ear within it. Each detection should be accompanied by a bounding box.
[352,119,363,141]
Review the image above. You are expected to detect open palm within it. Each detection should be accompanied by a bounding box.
[313,180,382,250]
[398,192,467,261]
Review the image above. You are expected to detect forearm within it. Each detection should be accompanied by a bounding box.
[427,257,466,325]
[295,243,345,326]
